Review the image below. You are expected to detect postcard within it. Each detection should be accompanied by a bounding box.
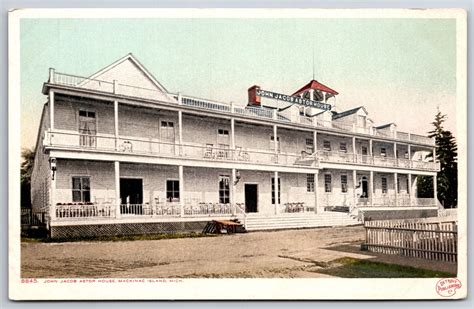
[8,8,467,300]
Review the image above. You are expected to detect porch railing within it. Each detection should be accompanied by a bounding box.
[44,130,312,168]
[359,196,437,207]
[55,204,116,218]
[410,133,434,145]
[396,131,410,141]
[282,202,315,213]
[234,106,274,119]
[49,71,435,146]
[182,96,231,113]
[317,149,439,171]
[52,202,242,220]
[45,130,439,171]
[317,150,355,164]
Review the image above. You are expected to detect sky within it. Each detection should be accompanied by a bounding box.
[20,18,457,149]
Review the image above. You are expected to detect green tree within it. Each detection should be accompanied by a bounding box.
[417,111,457,208]
[21,148,35,208]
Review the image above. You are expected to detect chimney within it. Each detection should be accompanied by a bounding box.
[248,85,261,106]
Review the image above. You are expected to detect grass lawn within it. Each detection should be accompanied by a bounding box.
[21,232,220,243]
[315,257,456,278]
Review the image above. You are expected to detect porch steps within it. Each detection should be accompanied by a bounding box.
[239,212,361,231]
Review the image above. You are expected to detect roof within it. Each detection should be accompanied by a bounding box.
[86,53,170,94]
[375,123,397,129]
[307,110,329,118]
[291,79,339,97]
[332,106,367,120]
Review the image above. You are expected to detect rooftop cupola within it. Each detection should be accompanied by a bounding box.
[291,79,338,103]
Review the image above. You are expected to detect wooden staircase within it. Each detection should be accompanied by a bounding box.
[237,212,361,232]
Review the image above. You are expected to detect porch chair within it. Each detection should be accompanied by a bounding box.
[203,144,214,159]
[235,146,250,161]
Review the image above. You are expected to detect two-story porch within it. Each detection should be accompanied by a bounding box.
[32,55,443,237]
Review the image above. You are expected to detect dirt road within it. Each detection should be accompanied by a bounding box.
[21,226,455,278]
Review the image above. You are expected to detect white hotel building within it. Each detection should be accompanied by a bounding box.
[31,54,441,238]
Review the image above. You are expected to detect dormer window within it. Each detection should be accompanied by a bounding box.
[357,115,366,128]
[299,107,305,116]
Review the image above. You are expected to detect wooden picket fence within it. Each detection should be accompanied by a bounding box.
[364,219,457,262]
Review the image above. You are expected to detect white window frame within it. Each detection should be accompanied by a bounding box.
[306,174,315,192]
[323,140,331,151]
[78,109,98,147]
[160,121,175,141]
[270,135,281,153]
[305,138,314,153]
[324,174,332,193]
[72,176,91,203]
[218,175,230,204]
[339,142,347,153]
[357,115,366,128]
[165,179,180,202]
[381,177,388,194]
[341,175,348,193]
[271,177,281,204]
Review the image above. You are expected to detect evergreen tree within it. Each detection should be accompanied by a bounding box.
[417,111,457,208]
[21,148,35,208]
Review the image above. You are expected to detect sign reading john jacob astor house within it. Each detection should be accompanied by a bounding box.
[31,53,441,238]
[255,88,332,110]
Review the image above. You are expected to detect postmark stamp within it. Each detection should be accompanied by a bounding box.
[436,278,462,297]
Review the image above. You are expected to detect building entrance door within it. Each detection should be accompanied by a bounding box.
[361,178,369,198]
[120,178,143,215]
[244,184,258,213]
[160,121,175,154]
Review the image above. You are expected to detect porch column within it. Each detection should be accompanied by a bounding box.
[369,171,374,206]
[369,139,373,164]
[433,173,438,206]
[231,168,236,215]
[179,165,184,217]
[314,172,319,214]
[178,111,183,156]
[394,173,398,206]
[313,131,317,154]
[352,137,356,163]
[412,175,418,205]
[394,143,397,165]
[231,118,235,159]
[114,100,119,150]
[352,170,357,208]
[408,173,413,205]
[50,163,56,220]
[49,90,55,130]
[274,171,279,215]
[114,161,121,218]
[408,144,412,167]
[273,125,278,153]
